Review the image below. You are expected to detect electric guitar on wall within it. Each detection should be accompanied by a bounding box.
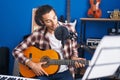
[66,0,77,30]
[59,0,77,32]
[19,46,89,78]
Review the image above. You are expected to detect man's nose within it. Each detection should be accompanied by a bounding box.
[52,20,56,26]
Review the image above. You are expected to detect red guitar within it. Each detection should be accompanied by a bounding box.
[87,0,102,18]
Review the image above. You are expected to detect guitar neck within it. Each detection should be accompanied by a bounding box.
[48,60,89,66]
[66,0,70,23]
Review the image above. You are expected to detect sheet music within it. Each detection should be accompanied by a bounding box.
[82,35,120,80]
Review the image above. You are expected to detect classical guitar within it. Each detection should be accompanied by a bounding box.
[87,0,102,18]
[19,46,89,78]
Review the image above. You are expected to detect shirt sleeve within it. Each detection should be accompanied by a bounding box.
[12,32,38,64]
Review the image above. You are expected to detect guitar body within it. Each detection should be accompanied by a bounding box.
[87,0,102,18]
[19,46,60,78]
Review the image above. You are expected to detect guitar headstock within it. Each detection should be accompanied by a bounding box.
[65,19,77,32]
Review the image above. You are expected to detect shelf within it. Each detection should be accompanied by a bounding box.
[80,18,120,53]
[80,18,120,21]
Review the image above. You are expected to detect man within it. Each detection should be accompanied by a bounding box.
[12,5,85,80]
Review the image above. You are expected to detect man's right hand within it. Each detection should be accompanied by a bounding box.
[26,60,48,76]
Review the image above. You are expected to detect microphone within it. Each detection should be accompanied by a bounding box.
[77,43,94,54]
[54,26,93,54]
[54,26,77,41]
[54,26,69,41]
[54,26,77,48]
[54,26,68,48]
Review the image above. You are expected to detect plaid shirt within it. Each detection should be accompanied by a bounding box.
[12,22,79,78]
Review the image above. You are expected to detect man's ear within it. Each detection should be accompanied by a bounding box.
[40,20,44,25]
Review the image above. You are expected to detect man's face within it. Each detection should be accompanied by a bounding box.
[42,10,58,32]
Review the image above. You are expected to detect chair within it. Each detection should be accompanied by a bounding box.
[0,47,9,74]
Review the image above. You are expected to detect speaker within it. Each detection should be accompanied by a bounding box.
[0,47,9,74]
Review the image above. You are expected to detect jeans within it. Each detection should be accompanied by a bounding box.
[36,70,74,80]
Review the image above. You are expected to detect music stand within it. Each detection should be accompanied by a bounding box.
[82,35,120,80]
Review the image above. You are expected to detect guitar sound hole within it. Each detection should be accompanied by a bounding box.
[40,56,50,67]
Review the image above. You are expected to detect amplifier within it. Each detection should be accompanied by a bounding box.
[86,38,101,49]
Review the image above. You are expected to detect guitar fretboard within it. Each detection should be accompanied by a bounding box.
[47,59,89,66]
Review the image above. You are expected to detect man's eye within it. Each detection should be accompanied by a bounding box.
[45,20,51,23]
